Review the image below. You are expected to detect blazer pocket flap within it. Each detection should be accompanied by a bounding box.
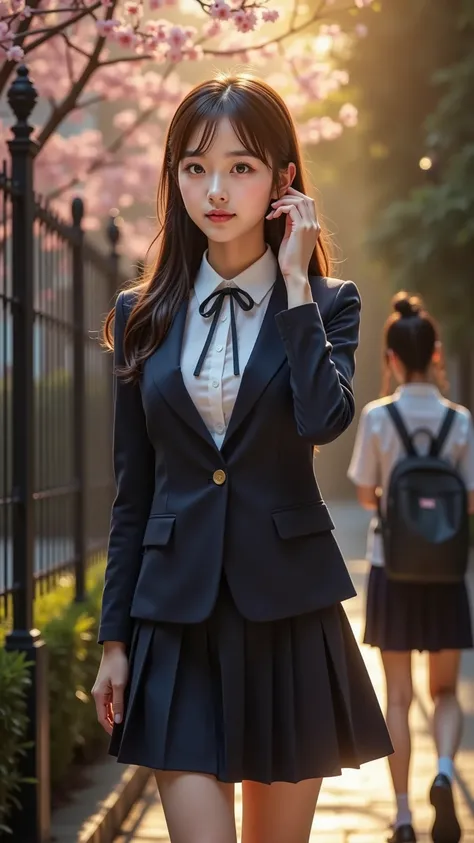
[142,515,176,547]
[272,502,335,540]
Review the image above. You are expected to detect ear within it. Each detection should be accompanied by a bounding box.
[272,162,297,199]
[432,339,442,364]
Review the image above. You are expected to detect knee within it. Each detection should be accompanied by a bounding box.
[387,687,413,710]
[430,684,457,704]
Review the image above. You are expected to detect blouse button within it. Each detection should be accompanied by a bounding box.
[212,380,219,389]
[216,423,225,434]
[216,345,223,353]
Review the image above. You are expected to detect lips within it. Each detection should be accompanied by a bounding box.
[205,210,235,223]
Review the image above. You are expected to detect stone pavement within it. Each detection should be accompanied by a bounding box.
[114,503,474,843]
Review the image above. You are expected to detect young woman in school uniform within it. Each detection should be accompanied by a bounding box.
[348,292,474,843]
[92,73,392,843]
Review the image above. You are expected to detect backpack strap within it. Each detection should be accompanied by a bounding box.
[385,402,418,456]
[430,406,457,457]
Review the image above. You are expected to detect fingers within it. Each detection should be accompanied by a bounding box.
[92,687,114,735]
[267,202,300,222]
[92,676,125,735]
[112,681,125,726]
[267,194,318,230]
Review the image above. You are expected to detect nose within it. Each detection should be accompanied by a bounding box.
[207,175,228,205]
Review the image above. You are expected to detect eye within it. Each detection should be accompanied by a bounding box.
[184,163,204,175]
[232,162,254,174]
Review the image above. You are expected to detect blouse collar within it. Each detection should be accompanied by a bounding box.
[193,245,277,306]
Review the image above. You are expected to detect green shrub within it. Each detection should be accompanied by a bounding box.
[0,563,108,832]
[0,649,33,836]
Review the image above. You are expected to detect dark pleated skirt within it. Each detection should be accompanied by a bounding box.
[364,565,473,653]
[109,577,393,783]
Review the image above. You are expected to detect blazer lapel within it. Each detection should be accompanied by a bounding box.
[149,297,219,451]
[222,271,288,449]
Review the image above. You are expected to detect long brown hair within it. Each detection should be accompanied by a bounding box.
[380,291,448,396]
[103,72,332,382]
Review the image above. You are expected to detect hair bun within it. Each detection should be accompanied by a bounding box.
[392,291,423,319]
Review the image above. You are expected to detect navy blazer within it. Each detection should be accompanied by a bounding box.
[98,273,361,645]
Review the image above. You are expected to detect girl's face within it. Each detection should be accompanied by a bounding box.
[178,117,276,246]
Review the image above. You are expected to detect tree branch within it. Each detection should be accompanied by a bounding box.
[60,32,93,59]
[37,1,118,148]
[24,3,102,53]
[0,0,41,95]
[202,0,352,55]
[99,53,154,66]
[46,64,174,201]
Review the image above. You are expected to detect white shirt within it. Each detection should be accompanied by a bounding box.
[181,246,277,448]
[347,383,474,566]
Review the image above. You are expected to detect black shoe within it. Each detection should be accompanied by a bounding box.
[429,774,461,843]
[387,825,417,843]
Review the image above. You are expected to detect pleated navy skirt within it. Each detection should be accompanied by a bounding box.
[364,565,473,653]
[109,577,393,783]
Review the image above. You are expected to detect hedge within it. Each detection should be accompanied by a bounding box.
[0,563,108,836]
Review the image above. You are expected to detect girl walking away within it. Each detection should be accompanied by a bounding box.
[348,292,474,843]
[92,73,392,843]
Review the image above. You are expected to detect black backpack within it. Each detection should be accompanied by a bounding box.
[378,401,469,584]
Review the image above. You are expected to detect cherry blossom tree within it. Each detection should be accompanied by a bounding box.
[0,0,374,257]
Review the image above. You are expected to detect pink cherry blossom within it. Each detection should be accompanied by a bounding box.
[6,44,24,61]
[262,8,279,23]
[114,25,137,49]
[166,45,183,62]
[96,18,119,36]
[232,8,257,33]
[354,0,373,6]
[339,103,358,127]
[203,19,221,38]
[355,23,368,36]
[185,45,203,61]
[167,25,187,48]
[149,0,165,9]
[124,1,142,16]
[209,1,231,21]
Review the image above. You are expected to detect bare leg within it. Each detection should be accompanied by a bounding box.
[428,651,463,843]
[241,778,322,843]
[155,771,236,843]
[429,650,463,760]
[381,650,413,798]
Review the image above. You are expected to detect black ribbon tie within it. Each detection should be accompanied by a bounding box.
[193,286,255,377]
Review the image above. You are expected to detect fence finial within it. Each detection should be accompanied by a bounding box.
[7,65,38,132]
[107,214,120,252]
[72,197,84,227]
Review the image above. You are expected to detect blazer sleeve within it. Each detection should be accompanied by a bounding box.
[275,280,361,446]
[98,291,155,645]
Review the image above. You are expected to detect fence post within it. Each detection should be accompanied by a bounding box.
[4,65,51,843]
[107,212,121,301]
[72,197,86,602]
[106,213,121,454]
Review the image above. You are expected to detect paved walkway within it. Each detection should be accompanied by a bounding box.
[114,503,474,842]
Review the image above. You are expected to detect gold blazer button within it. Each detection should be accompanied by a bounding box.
[212,469,227,486]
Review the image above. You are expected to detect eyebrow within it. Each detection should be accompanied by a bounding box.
[182,148,259,159]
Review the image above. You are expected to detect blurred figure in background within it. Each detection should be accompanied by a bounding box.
[348,292,474,843]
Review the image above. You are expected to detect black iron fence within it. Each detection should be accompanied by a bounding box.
[1,67,122,620]
[1,64,125,842]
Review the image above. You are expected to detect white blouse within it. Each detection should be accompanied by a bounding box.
[181,246,277,448]
[348,383,474,566]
